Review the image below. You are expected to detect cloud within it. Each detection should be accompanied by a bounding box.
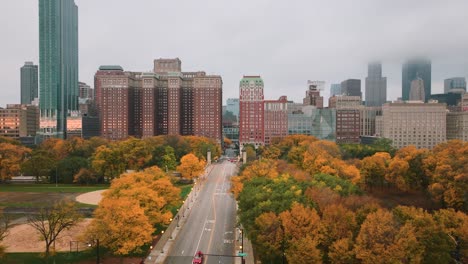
[0,0,467,107]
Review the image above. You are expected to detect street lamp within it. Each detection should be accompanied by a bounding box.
[87,239,100,264]
[239,228,244,263]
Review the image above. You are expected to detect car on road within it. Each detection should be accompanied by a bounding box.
[192,251,204,264]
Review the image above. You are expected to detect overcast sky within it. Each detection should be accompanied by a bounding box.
[1,0,468,107]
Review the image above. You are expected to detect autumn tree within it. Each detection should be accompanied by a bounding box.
[360,152,390,190]
[279,203,321,242]
[104,167,180,225]
[254,212,283,263]
[28,200,83,260]
[84,197,153,256]
[354,209,401,264]
[117,137,152,171]
[177,153,206,180]
[0,143,31,181]
[73,168,98,185]
[91,145,126,182]
[320,204,358,253]
[423,140,468,211]
[286,235,322,264]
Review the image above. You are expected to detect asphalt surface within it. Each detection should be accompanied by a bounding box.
[165,160,238,264]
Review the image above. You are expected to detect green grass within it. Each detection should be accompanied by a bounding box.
[2,251,96,264]
[0,184,109,193]
[179,184,193,200]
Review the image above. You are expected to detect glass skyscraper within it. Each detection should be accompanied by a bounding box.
[20,62,38,105]
[39,0,78,138]
[365,62,387,106]
[402,58,431,102]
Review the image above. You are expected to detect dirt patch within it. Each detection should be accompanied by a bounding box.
[75,190,105,205]
[0,192,77,205]
[2,219,92,253]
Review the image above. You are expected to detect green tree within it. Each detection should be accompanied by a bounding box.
[161,146,177,171]
[20,149,55,182]
[91,145,126,182]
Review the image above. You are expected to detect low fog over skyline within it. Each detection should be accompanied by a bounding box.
[1,0,467,107]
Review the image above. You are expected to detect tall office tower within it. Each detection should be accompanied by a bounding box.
[365,62,387,106]
[402,58,431,102]
[226,98,240,117]
[39,0,79,139]
[95,59,222,142]
[303,81,324,108]
[20,62,38,105]
[409,78,425,101]
[444,77,466,94]
[341,79,362,97]
[239,76,264,150]
[264,96,288,145]
[330,83,342,96]
[382,102,446,149]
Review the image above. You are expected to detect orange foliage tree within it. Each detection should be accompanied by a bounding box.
[0,142,31,181]
[84,198,153,256]
[177,153,206,180]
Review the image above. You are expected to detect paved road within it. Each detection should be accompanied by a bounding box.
[165,161,238,264]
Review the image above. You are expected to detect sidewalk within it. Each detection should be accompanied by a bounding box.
[234,228,255,264]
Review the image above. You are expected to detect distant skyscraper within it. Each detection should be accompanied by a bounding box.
[226,98,239,117]
[409,78,425,101]
[20,62,38,105]
[341,79,362,97]
[239,76,264,149]
[365,62,387,106]
[402,58,431,102]
[39,0,79,138]
[444,77,466,94]
[330,83,341,96]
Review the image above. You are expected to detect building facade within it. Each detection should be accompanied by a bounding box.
[264,96,288,145]
[447,112,468,141]
[288,106,336,140]
[39,0,79,138]
[409,78,425,102]
[0,104,39,138]
[341,79,361,97]
[402,58,431,102]
[20,62,38,105]
[444,77,466,94]
[95,59,222,142]
[239,76,264,149]
[382,102,446,149]
[303,81,324,108]
[365,62,387,106]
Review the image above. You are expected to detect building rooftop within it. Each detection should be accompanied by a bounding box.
[98,65,124,71]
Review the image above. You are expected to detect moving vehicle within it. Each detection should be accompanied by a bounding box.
[192,251,204,264]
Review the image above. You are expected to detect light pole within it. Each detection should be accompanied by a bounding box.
[240,228,244,264]
[88,239,100,264]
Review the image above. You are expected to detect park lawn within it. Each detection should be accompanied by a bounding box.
[2,251,96,264]
[0,184,109,193]
[179,184,193,200]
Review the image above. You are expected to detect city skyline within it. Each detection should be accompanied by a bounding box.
[1,0,468,107]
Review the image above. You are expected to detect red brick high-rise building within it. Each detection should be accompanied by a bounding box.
[95,59,222,142]
[264,96,288,145]
[239,76,264,149]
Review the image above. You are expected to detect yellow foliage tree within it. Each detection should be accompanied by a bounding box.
[177,153,206,180]
[104,166,180,225]
[84,197,153,256]
[286,235,322,264]
[279,203,321,242]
